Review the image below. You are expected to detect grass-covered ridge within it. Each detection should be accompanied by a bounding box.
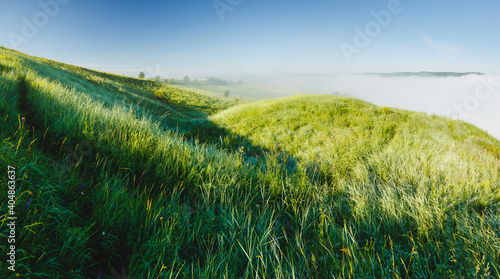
[0,47,499,278]
[213,94,500,187]
[0,47,235,123]
[214,93,500,220]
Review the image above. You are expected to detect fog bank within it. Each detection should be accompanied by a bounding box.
[258,74,500,140]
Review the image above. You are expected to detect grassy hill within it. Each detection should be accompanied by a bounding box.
[1,47,499,278]
[170,83,306,101]
[212,94,500,189]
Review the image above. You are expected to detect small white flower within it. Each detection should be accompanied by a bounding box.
[102,231,105,235]
[81,192,84,195]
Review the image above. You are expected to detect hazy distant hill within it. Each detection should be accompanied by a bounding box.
[363,71,484,77]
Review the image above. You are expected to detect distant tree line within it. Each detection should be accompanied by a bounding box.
[203,77,243,86]
[139,72,243,86]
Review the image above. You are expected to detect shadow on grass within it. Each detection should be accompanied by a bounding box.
[12,74,490,278]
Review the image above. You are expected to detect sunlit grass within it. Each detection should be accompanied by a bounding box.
[0,46,499,278]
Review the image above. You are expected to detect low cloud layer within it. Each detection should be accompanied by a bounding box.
[260,74,500,140]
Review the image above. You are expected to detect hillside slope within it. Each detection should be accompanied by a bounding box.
[213,94,500,184]
[0,48,499,278]
[0,47,236,126]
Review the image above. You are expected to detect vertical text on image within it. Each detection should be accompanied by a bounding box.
[7,166,17,272]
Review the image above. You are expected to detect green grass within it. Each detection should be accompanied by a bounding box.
[0,46,499,278]
[171,83,305,101]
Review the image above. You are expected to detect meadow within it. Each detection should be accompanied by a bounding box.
[0,46,499,278]
[169,83,304,101]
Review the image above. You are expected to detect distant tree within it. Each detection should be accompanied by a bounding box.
[139,72,145,79]
[153,76,160,82]
[224,89,230,97]
[206,77,227,85]
[183,76,190,84]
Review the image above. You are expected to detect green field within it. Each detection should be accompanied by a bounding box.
[171,83,308,101]
[1,47,500,278]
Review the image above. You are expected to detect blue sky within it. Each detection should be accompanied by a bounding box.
[1,0,499,78]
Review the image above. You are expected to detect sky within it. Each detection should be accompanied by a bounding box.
[1,0,500,78]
